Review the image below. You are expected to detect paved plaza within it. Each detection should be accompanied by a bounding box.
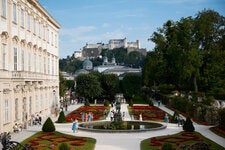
[7,102,225,150]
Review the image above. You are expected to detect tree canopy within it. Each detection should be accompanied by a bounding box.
[143,9,225,98]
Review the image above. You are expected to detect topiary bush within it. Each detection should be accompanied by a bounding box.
[162,143,173,150]
[58,143,70,150]
[56,111,66,123]
[42,117,55,132]
[85,99,90,106]
[183,117,195,132]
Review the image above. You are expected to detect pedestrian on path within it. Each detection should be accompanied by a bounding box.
[139,113,142,121]
[110,110,114,121]
[158,100,161,107]
[72,119,78,133]
[164,114,169,125]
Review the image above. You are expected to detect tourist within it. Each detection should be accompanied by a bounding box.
[72,119,78,133]
[110,110,114,121]
[139,113,142,121]
[176,115,181,127]
[85,113,88,122]
[122,112,125,120]
[81,112,85,122]
[13,123,19,133]
[103,110,107,119]
[72,120,75,132]
[158,100,161,107]
[164,114,169,125]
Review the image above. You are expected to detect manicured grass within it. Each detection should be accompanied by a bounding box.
[141,131,225,150]
[210,126,225,139]
[22,131,96,150]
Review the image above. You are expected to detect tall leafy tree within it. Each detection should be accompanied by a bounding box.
[75,74,102,101]
[59,71,66,97]
[100,74,120,100]
[121,73,142,101]
[144,9,225,96]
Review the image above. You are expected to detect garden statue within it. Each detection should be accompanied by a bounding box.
[114,98,122,122]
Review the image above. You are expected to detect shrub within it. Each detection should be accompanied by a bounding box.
[129,99,133,106]
[85,99,90,106]
[148,99,154,106]
[162,142,173,150]
[183,117,195,132]
[58,143,70,150]
[42,117,55,132]
[56,111,66,123]
[171,111,179,123]
[219,108,225,131]
[104,100,110,107]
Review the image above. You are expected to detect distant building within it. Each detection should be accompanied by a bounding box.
[62,72,74,80]
[76,38,146,59]
[75,56,141,79]
[74,50,82,59]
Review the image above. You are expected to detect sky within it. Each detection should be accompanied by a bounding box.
[38,0,225,58]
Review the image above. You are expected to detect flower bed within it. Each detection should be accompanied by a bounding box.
[141,131,225,150]
[66,105,107,122]
[150,132,203,147]
[131,105,165,121]
[22,131,96,150]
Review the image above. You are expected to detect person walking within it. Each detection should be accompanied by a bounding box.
[139,113,143,121]
[72,119,78,133]
[110,110,114,121]
[164,114,169,126]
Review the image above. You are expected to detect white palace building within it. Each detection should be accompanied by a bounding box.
[0,0,60,132]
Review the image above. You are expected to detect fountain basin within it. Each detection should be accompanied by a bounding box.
[78,120,166,133]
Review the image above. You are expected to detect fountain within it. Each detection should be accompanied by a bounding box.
[78,97,166,133]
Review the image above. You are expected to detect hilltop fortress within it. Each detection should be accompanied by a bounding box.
[74,38,147,60]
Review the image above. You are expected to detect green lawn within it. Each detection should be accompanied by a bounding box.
[22,131,96,150]
[141,131,225,150]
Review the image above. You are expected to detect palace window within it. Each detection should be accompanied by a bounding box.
[27,14,30,31]
[15,99,19,120]
[13,3,17,23]
[4,99,9,123]
[14,47,18,71]
[28,52,31,71]
[21,9,24,27]
[21,49,24,70]
[1,0,6,18]
[2,44,6,69]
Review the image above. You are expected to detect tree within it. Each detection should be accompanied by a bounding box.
[59,71,66,97]
[121,73,142,101]
[145,9,225,96]
[75,74,102,102]
[100,74,120,101]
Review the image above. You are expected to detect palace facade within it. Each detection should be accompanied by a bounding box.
[0,0,60,132]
